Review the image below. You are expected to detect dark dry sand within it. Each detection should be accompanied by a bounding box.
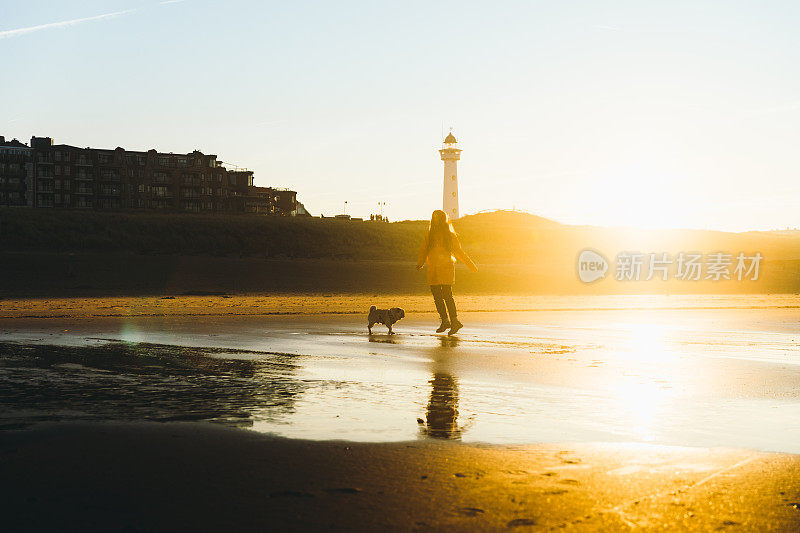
[2,422,799,532]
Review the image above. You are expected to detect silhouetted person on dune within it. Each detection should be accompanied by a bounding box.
[416,210,478,335]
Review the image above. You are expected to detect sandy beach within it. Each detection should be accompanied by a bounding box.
[3,421,800,532]
[2,295,800,530]
[2,293,800,319]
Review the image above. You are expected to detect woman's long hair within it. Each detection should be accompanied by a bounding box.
[425,210,457,255]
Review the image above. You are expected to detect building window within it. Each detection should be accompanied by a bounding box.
[37,194,54,207]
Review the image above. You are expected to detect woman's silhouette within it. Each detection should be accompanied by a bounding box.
[416,210,478,335]
[421,372,461,439]
[420,337,462,439]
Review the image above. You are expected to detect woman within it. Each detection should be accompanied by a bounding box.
[416,210,478,335]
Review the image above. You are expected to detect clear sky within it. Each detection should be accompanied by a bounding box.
[2,1,799,230]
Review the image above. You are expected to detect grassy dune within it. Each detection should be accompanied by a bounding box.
[0,209,799,296]
[0,209,426,259]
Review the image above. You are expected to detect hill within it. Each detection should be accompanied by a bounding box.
[0,209,799,296]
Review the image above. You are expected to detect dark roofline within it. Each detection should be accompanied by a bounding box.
[47,143,216,158]
[1,138,30,148]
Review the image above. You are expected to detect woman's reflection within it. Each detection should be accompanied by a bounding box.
[420,336,462,439]
[421,372,461,439]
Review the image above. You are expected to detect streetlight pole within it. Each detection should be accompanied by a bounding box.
[344,200,347,216]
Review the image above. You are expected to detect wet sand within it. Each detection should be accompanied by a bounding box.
[2,304,800,451]
[2,421,800,531]
[2,295,800,530]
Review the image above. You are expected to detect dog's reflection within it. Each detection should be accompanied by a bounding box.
[367,334,401,345]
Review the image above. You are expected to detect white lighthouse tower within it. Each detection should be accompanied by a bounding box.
[439,131,462,220]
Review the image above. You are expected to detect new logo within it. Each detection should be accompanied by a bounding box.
[577,249,608,283]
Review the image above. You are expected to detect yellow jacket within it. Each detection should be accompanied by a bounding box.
[417,233,478,286]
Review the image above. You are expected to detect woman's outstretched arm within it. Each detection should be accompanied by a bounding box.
[452,235,478,272]
[416,235,429,270]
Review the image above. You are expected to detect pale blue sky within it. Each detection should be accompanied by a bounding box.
[2,1,799,230]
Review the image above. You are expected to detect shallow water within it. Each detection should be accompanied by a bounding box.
[1,300,800,452]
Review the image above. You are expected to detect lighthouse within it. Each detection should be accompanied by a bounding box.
[439,132,462,220]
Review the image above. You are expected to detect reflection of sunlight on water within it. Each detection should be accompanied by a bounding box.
[610,322,673,441]
[249,362,431,441]
[614,380,666,442]
[625,322,670,362]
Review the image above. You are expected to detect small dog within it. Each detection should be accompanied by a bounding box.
[368,305,405,334]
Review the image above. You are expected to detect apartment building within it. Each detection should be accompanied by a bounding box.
[16,135,299,215]
[0,136,33,207]
[228,170,298,216]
